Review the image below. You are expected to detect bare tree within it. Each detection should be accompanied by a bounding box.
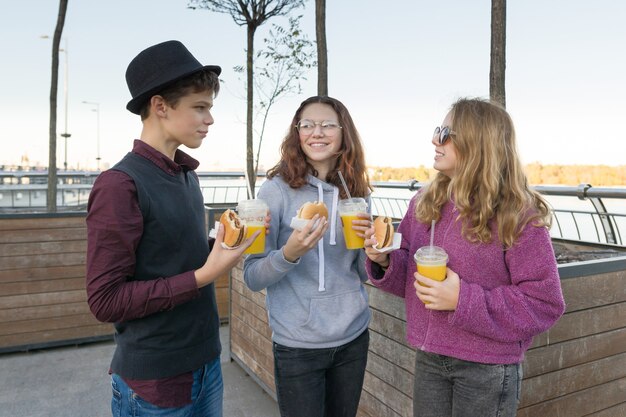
[47,0,69,212]
[315,0,328,95]
[189,0,305,197]
[490,0,506,107]
[234,15,315,173]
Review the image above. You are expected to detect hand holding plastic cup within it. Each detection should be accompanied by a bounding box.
[414,246,448,288]
[237,199,268,254]
[338,197,368,249]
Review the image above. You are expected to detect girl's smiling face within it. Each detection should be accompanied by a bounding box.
[298,102,343,177]
[432,110,458,178]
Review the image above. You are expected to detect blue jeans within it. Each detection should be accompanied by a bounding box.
[273,329,369,417]
[111,358,223,417]
[412,349,522,417]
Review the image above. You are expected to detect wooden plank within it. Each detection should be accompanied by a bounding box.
[0,265,85,283]
[231,300,272,340]
[366,350,414,397]
[0,323,113,349]
[230,314,272,354]
[520,352,626,408]
[215,286,229,305]
[0,277,86,296]
[365,283,407,321]
[368,330,415,374]
[524,327,626,378]
[0,227,87,244]
[362,372,412,417]
[0,289,86,309]
[541,302,626,345]
[358,389,402,417]
[0,313,103,336]
[0,216,86,231]
[516,377,626,417]
[231,276,267,310]
[230,327,274,376]
[561,271,626,312]
[0,301,91,323]
[0,240,86,256]
[369,309,408,346]
[588,402,626,417]
[230,306,275,394]
[231,289,269,326]
[0,252,85,270]
[214,273,229,289]
[231,341,276,394]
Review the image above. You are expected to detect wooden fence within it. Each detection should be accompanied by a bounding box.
[0,211,230,353]
[229,251,626,416]
[2,210,625,415]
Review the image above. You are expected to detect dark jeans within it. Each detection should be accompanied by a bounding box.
[412,349,522,417]
[272,329,369,417]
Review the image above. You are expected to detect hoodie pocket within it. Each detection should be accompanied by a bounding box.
[296,289,369,343]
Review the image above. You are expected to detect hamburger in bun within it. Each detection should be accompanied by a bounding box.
[297,201,329,220]
[373,216,394,248]
[220,209,246,248]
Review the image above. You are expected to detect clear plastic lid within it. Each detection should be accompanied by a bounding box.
[414,246,448,265]
[237,199,268,221]
[338,197,368,214]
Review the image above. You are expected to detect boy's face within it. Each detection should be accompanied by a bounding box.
[163,91,214,149]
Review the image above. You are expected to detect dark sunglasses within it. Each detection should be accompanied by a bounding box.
[433,126,456,145]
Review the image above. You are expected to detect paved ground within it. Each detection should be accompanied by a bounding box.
[0,326,279,417]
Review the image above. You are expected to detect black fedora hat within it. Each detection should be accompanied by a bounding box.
[125,40,221,114]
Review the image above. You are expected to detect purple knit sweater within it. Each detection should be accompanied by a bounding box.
[366,196,566,364]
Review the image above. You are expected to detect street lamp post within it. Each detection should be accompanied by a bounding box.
[82,101,101,170]
[41,36,71,171]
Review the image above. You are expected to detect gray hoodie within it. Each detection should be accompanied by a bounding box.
[243,175,371,348]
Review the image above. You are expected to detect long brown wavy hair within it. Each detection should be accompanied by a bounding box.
[267,96,371,199]
[415,98,552,249]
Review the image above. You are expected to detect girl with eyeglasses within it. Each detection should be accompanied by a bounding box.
[244,96,372,417]
[363,98,565,417]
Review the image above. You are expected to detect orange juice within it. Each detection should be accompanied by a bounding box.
[416,263,447,283]
[341,214,364,249]
[244,223,266,254]
[414,246,448,293]
[237,199,268,255]
[338,198,368,250]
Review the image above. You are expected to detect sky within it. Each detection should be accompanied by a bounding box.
[1,0,625,172]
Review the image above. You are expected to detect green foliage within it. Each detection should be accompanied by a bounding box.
[248,15,315,112]
[233,14,315,172]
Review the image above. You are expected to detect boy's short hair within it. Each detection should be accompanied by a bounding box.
[139,69,220,120]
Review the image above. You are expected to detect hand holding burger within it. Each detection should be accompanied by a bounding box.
[283,201,330,262]
[297,201,329,220]
[373,216,394,249]
[220,209,247,248]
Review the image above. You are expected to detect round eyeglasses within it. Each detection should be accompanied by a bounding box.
[296,119,342,135]
[433,126,456,145]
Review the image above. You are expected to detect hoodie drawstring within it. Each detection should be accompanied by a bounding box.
[329,187,338,246]
[317,183,325,291]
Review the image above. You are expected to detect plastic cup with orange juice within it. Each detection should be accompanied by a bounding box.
[338,197,368,249]
[414,246,448,293]
[237,199,268,254]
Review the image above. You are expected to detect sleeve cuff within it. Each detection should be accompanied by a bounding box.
[169,271,201,306]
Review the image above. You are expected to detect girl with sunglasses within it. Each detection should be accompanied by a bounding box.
[243,96,372,417]
[363,98,565,417]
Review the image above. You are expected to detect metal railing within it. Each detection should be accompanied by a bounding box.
[1,171,624,246]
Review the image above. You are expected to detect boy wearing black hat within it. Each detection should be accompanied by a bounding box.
[86,40,259,416]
